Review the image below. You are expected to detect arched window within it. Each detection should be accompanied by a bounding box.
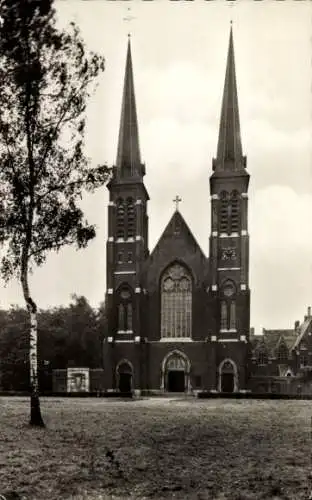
[230,191,240,233]
[277,343,288,363]
[220,280,237,331]
[117,287,133,333]
[257,350,268,365]
[219,191,241,234]
[116,198,125,239]
[126,197,136,239]
[220,191,229,233]
[161,263,192,338]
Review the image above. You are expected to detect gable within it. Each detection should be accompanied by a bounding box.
[261,329,297,357]
[151,210,207,260]
[142,210,209,290]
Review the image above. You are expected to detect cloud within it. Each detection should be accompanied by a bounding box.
[0,1,311,337]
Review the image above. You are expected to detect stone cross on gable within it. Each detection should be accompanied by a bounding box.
[173,195,182,211]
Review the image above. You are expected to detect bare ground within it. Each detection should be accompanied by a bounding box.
[0,397,312,499]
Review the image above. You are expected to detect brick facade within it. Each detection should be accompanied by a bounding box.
[101,30,252,395]
[53,31,312,397]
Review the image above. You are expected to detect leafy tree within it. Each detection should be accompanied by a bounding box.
[38,306,71,370]
[38,295,102,370]
[65,294,101,368]
[0,0,110,426]
[0,307,29,391]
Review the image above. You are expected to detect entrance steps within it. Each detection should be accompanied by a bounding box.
[138,391,196,399]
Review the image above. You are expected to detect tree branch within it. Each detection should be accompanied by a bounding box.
[38,78,89,177]
[28,236,76,259]
[37,167,111,202]
[37,179,84,202]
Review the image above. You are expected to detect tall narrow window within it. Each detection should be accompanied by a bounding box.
[126,198,136,239]
[220,191,229,233]
[221,280,236,331]
[161,263,192,338]
[117,288,133,333]
[230,191,240,233]
[127,303,133,331]
[116,198,125,239]
[221,301,227,330]
[230,301,236,330]
[118,304,125,331]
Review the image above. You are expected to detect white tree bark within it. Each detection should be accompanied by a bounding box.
[29,308,38,399]
[21,258,45,427]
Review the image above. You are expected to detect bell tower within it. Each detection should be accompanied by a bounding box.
[209,26,250,375]
[105,36,149,345]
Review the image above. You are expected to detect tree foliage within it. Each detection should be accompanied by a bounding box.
[0,0,110,425]
[0,296,108,391]
[0,307,29,391]
[0,0,109,278]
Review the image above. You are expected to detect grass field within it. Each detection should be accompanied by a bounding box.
[0,397,312,499]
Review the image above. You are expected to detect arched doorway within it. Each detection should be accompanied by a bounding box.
[116,360,133,393]
[161,351,191,393]
[218,359,238,393]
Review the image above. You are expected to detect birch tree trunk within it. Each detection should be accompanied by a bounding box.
[21,263,45,427]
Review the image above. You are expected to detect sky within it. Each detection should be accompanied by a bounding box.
[0,0,311,334]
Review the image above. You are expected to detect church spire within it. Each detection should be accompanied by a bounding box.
[116,36,141,176]
[213,26,246,172]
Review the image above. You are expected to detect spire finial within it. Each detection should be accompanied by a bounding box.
[213,27,245,172]
[116,31,141,174]
[123,7,136,37]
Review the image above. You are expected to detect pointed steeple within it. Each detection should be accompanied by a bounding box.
[116,36,141,176]
[213,26,246,172]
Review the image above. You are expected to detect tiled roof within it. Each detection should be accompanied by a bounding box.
[250,314,312,359]
[250,329,297,356]
[293,318,312,350]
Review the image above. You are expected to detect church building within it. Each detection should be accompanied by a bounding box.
[102,28,251,395]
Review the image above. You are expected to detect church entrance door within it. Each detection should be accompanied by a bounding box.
[221,372,234,393]
[164,353,189,393]
[168,370,185,392]
[119,373,132,393]
[219,360,236,393]
[117,361,133,393]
